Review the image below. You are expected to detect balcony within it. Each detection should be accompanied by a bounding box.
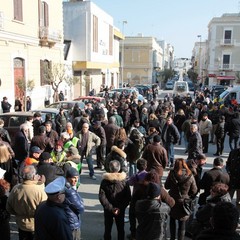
[0,11,4,30]
[39,26,62,47]
[219,64,233,70]
[219,39,235,46]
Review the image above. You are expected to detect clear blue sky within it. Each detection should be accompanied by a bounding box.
[91,0,239,58]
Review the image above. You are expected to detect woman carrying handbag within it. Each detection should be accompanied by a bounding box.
[165,158,197,240]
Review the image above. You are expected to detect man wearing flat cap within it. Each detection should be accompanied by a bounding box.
[35,176,73,240]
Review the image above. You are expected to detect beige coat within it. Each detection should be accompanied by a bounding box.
[6,180,47,232]
[199,118,212,135]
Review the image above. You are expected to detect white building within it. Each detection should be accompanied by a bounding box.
[0,0,64,110]
[158,40,174,69]
[207,13,240,86]
[63,0,122,97]
[173,58,192,75]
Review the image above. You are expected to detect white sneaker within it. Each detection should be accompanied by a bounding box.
[90,175,97,180]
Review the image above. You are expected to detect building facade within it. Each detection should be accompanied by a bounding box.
[63,0,122,97]
[158,40,174,70]
[173,58,192,75]
[0,0,64,111]
[121,35,163,86]
[207,13,240,86]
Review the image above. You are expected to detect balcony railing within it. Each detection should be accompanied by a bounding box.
[0,11,4,30]
[39,26,62,46]
[220,39,234,46]
[208,64,240,71]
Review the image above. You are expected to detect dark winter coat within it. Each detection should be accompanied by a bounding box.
[93,125,107,146]
[215,121,225,139]
[194,192,231,236]
[0,128,11,144]
[228,114,240,138]
[174,114,186,132]
[99,172,131,212]
[30,134,54,153]
[135,199,170,240]
[196,229,240,240]
[35,200,73,240]
[103,123,119,149]
[142,142,168,177]
[147,119,161,131]
[164,170,197,220]
[161,123,180,145]
[105,146,128,173]
[64,184,84,231]
[188,131,203,160]
[1,101,11,113]
[199,167,229,205]
[14,130,29,163]
[36,162,64,186]
[226,148,240,189]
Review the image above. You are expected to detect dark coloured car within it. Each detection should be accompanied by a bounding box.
[0,112,34,145]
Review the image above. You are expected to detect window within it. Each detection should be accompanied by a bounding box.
[39,1,49,27]
[40,60,51,86]
[224,30,232,44]
[93,15,98,52]
[13,0,23,21]
[222,54,230,69]
[109,25,113,55]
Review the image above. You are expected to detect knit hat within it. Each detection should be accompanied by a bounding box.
[39,152,51,161]
[147,182,161,199]
[66,167,79,178]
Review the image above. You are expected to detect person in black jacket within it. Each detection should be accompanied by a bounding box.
[226,112,240,150]
[35,177,73,240]
[214,115,225,156]
[195,202,240,240]
[36,152,64,186]
[92,121,106,170]
[135,182,170,240]
[1,97,11,113]
[198,157,229,206]
[99,160,131,240]
[161,117,180,168]
[104,140,128,173]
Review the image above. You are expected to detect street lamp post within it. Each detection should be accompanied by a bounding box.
[121,20,127,87]
[197,35,202,83]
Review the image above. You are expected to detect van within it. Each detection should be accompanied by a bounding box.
[173,81,189,96]
[217,86,240,105]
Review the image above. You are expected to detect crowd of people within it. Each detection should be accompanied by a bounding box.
[0,85,240,240]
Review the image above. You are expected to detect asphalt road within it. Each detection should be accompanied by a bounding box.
[10,137,236,240]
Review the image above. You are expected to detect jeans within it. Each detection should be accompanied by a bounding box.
[164,142,174,166]
[183,135,188,151]
[81,154,94,177]
[96,145,106,167]
[229,136,239,151]
[128,162,137,177]
[170,217,186,240]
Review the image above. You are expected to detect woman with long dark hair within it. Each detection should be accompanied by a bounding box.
[165,158,197,240]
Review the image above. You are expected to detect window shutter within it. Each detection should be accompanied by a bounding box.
[44,2,49,27]
[13,0,23,21]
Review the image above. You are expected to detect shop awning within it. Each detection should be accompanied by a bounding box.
[217,76,235,80]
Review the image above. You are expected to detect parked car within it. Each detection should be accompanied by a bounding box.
[165,81,174,90]
[46,101,85,115]
[73,96,106,106]
[210,85,226,97]
[0,112,34,145]
[30,108,61,122]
